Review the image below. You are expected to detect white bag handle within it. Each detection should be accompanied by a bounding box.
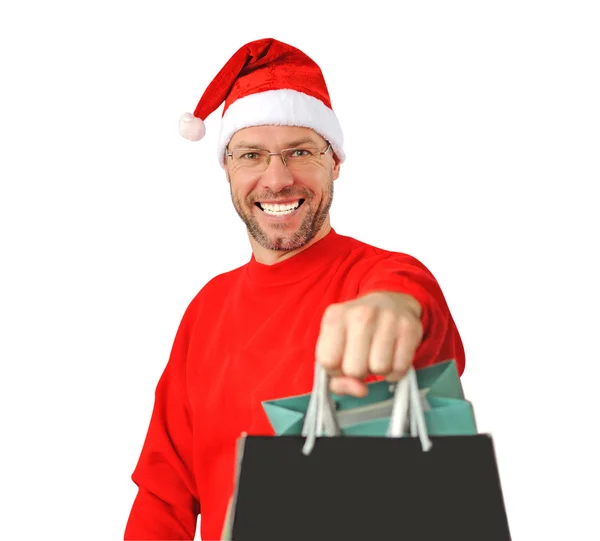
[301,361,432,455]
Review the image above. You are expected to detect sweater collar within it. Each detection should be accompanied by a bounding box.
[246,228,350,286]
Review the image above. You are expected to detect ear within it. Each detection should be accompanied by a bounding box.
[332,154,341,181]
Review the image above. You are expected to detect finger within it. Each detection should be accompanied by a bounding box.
[387,315,423,381]
[341,304,377,380]
[367,308,398,376]
[329,375,368,397]
[315,303,346,375]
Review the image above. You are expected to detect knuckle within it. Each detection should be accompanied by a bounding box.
[345,365,367,379]
[315,340,338,366]
[369,359,391,375]
[369,345,393,374]
[342,358,368,379]
[397,313,421,335]
[348,304,377,325]
[322,303,345,324]
[378,308,398,328]
[318,353,339,370]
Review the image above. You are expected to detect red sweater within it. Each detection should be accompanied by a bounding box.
[124,229,465,540]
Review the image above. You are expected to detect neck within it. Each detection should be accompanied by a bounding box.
[249,220,332,265]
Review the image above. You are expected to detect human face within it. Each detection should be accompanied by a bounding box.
[225,125,340,255]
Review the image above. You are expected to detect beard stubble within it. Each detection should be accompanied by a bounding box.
[230,180,334,252]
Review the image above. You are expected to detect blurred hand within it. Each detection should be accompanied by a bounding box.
[315,291,423,397]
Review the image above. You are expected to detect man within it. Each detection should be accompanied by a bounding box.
[124,38,465,540]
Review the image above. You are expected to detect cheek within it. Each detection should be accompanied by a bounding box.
[312,176,333,200]
[300,170,330,193]
[231,178,257,201]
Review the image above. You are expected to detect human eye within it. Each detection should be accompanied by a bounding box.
[288,148,313,159]
[240,151,261,160]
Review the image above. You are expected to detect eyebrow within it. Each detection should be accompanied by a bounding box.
[230,137,319,150]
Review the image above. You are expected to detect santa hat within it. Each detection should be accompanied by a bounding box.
[179,38,345,167]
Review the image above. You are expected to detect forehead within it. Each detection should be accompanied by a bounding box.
[228,125,326,149]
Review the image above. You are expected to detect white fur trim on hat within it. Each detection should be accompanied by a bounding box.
[217,88,345,167]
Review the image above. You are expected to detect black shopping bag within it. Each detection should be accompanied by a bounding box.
[223,366,512,541]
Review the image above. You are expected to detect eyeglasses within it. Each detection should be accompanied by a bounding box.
[225,143,332,173]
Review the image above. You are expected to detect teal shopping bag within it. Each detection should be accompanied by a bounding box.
[262,359,477,436]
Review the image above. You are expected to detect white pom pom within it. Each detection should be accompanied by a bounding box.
[179,112,206,141]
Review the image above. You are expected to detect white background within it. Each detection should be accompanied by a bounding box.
[1,1,598,539]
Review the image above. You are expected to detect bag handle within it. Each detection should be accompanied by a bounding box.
[301,361,433,455]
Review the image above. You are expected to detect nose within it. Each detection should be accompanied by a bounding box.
[259,153,294,192]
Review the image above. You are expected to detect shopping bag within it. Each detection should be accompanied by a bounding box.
[262,359,477,437]
[222,364,511,541]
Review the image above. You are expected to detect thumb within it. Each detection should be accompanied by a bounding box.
[329,375,368,397]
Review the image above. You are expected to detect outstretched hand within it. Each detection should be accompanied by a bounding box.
[315,291,423,397]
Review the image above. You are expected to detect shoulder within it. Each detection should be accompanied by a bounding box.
[180,262,249,322]
[337,232,429,271]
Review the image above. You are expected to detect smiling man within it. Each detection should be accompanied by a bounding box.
[124,38,466,540]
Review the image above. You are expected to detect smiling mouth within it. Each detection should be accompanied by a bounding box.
[255,199,305,216]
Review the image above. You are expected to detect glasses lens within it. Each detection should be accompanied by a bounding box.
[232,149,269,170]
[282,148,321,170]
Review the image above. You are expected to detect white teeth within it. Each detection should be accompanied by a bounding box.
[264,208,294,216]
[260,200,300,215]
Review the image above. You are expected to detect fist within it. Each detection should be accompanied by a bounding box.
[315,292,424,397]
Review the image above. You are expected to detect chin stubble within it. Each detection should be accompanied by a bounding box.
[230,181,334,252]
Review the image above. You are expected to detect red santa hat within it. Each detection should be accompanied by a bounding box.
[179,38,345,167]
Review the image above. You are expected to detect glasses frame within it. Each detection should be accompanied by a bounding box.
[225,143,332,172]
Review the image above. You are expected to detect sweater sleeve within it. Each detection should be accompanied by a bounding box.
[124,299,200,540]
[358,252,465,375]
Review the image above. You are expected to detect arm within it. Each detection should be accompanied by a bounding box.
[124,301,200,540]
[316,252,464,396]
